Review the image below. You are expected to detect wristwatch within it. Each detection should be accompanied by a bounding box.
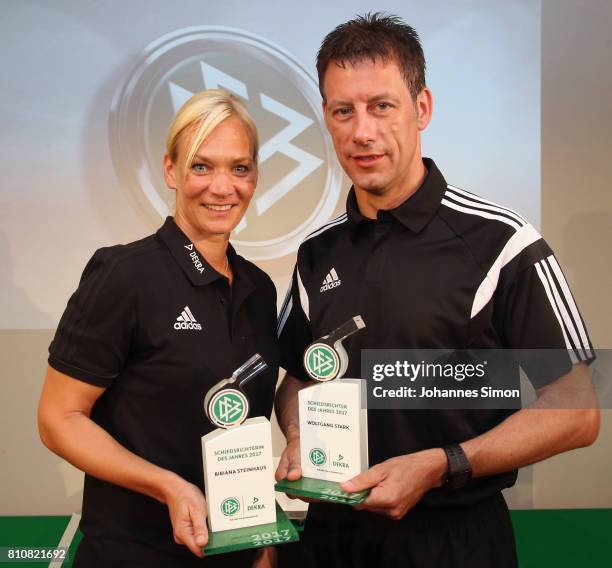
[442,444,472,490]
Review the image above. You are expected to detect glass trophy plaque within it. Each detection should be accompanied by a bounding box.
[275,317,370,505]
[201,354,299,555]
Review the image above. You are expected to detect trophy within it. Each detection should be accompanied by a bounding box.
[275,316,370,505]
[201,354,299,555]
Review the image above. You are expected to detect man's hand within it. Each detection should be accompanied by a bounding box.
[275,435,322,503]
[275,373,310,484]
[275,435,302,482]
[340,448,447,520]
[164,478,209,557]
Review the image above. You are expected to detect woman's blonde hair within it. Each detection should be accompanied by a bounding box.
[165,89,259,176]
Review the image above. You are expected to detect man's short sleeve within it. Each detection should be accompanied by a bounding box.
[48,248,135,387]
[277,265,313,382]
[494,248,595,388]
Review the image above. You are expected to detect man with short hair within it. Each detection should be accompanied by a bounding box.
[275,13,598,567]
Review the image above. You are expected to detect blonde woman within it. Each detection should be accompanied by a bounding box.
[38,90,279,567]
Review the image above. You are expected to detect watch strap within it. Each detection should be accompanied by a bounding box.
[443,443,472,490]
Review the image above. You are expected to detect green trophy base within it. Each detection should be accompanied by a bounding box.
[275,477,369,505]
[203,503,299,556]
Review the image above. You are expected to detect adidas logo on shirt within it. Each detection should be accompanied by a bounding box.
[174,306,202,330]
[320,268,342,293]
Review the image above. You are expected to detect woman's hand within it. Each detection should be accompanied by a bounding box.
[163,478,209,557]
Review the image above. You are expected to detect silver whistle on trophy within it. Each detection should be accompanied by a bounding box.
[303,315,366,381]
[204,353,268,428]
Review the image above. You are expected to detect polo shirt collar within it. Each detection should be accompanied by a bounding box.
[346,157,447,235]
[157,217,238,287]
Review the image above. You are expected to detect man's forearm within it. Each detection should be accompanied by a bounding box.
[342,363,600,517]
[461,363,600,478]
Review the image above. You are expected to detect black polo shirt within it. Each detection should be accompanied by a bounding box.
[48,217,279,558]
[278,158,594,508]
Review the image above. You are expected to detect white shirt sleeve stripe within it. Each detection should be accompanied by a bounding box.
[277,280,293,322]
[277,296,293,336]
[303,213,348,243]
[471,224,542,318]
[446,188,525,227]
[297,266,310,321]
[535,262,579,364]
[539,259,587,360]
[547,255,593,359]
[441,198,521,230]
[447,185,528,225]
[304,211,347,238]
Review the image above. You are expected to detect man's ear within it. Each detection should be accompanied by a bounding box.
[415,88,433,131]
[163,153,177,189]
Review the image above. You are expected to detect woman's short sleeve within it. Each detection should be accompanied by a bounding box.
[48,247,136,387]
